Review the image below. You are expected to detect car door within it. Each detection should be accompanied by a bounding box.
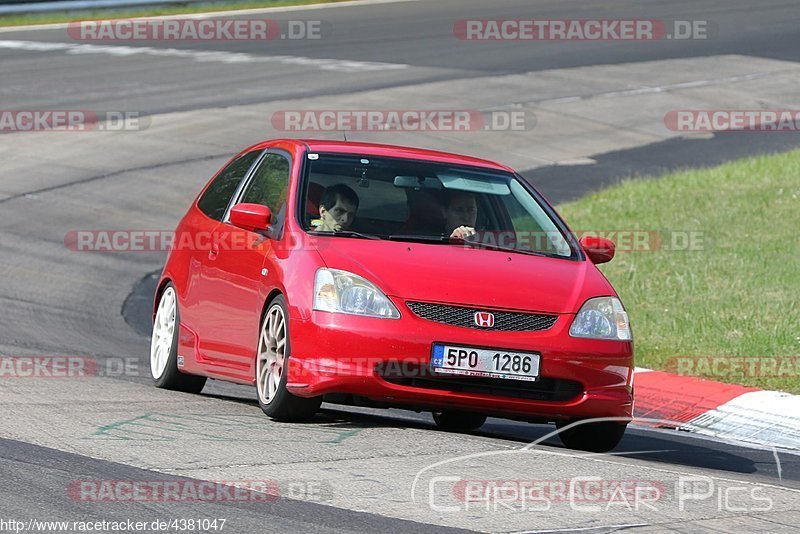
[198,150,292,374]
[180,149,261,350]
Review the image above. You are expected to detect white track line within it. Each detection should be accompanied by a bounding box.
[0,39,409,72]
[529,72,778,106]
[0,0,424,33]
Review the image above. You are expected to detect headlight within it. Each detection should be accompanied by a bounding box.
[313,268,400,319]
[569,297,631,341]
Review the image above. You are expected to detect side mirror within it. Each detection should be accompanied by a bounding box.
[580,235,615,264]
[229,203,272,233]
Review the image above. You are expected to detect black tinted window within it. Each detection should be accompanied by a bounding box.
[197,151,260,221]
[240,153,291,233]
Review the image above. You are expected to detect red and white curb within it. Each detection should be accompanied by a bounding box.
[633,368,800,450]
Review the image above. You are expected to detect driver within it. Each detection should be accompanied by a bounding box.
[316,184,359,232]
[444,190,478,239]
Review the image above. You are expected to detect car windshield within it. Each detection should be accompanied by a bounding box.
[301,153,575,258]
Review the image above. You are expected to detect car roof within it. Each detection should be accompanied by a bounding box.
[253,139,515,173]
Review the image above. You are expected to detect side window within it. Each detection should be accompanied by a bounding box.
[197,151,260,221]
[239,152,291,233]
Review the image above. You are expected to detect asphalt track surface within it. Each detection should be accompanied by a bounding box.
[2,0,800,532]
[2,0,800,114]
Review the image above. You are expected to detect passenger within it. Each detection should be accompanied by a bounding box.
[315,183,359,232]
[444,190,478,239]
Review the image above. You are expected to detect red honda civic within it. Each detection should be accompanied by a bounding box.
[150,139,633,452]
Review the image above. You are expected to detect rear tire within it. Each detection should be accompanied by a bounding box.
[150,283,207,394]
[555,420,627,452]
[432,411,487,432]
[256,295,321,422]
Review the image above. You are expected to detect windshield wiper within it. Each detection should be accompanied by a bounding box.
[308,229,383,240]
[387,234,447,243]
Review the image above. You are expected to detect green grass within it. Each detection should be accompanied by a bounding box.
[0,0,349,27]
[557,150,800,393]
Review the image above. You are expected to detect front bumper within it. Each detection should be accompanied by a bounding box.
[287,302,633,421]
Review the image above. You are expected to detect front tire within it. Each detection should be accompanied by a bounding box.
[432,411,487,432]
[150,283,207,393]
[256,295,321,422]
[555,420,627,452]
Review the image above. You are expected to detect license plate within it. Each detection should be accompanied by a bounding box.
[431,344,540,381]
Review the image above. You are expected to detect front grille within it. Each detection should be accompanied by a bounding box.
[406,301,557,332]
[378,363,582,402]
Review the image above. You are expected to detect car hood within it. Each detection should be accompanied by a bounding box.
[314,238,615,314]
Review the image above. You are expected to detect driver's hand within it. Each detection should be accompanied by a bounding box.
[450,226,476,239]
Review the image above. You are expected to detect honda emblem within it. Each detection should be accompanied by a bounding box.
[474,311,495,328]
